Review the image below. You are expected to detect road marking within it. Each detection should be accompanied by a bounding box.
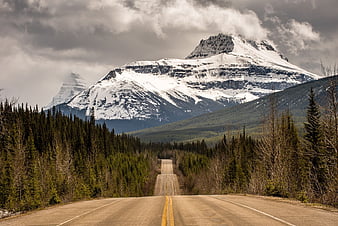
[211,196,296,226]
[161,196,169,226]
[56,200,120,226]
[162,196,175,226]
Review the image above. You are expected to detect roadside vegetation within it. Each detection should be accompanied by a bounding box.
[174,78,337,208]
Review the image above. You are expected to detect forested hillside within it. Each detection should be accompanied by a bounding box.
[133,75,338,143]
[175,82,337,207]
[0,103,157,212]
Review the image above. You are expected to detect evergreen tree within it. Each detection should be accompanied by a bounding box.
[24,131,42,209]
[304,88,327,197]
[304,88,322,150]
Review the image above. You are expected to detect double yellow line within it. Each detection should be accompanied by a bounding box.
[161,196,174,226]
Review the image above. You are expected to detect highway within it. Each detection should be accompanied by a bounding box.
[1,159,337,225]
[154,159,180,196]
[172,195,337,226]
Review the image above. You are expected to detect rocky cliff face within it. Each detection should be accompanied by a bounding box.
[52,34,320,132]
[186,34,234,59]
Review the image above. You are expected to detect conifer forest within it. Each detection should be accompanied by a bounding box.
[0,104,157,211]
[0,81,337,213]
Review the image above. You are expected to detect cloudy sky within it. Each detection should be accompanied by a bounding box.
[0,0,337,106]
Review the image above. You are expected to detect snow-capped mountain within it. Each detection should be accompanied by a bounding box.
[45,73,87,109]
[54,34,320,132]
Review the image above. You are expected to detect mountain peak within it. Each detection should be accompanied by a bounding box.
[45,73,87,109]
[186,33,288,61]
[186,33,234,59]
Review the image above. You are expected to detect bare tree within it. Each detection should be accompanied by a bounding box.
[207,157,224,193]
[320,64,338,204]
[320,63,337,166]
[259,94,279,180]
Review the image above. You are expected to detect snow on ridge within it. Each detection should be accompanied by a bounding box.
[65,34,320,121]
[68,64,309,120]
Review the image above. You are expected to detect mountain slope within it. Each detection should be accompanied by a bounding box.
[45,73,87,109]
[132,75,338,143]
[53,34,319,132]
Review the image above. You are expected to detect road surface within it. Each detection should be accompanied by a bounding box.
[172,195,337,226]
[1,159,337,225]
[154,159,180,196]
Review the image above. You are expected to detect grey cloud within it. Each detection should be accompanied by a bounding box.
[2,0,49,16]
[0,0,337,106]
[266,17,320,54]
[122,0,176,9]
[192,0,231,7]
[1,0,268,60]
[122,0,139,10]
[3,0,36,12]
[225,0,338,73]
[264,3,275,15]
[260,0,337,35]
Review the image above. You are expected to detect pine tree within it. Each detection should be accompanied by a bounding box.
[304,88,322,150]
[24,131,42,209]
[304,88,327,197]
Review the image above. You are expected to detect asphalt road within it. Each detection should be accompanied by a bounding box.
[172,195,338,226]
[0,197,164,226]
[1,159,337,226]
[154,159,180,196]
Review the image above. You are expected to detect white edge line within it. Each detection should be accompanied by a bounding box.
[212,197,296,226]
[56,200,119,226]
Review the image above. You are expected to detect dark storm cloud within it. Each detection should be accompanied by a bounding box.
[0,0,51,43]
[0,1,130,63]
[1,0,50,17]
[0,0,337,106]
[3,0,39,12]
[1,0,269,64]
[1,0,336,60]
[122,0,137,9]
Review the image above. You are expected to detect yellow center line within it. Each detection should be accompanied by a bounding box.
[161,196,175,226]
[161,196,169,226]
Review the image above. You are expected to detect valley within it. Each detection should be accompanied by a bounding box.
[1,1,338,225]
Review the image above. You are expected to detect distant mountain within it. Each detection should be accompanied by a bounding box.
[132,75,338,143]
[52,34,319,132]
[45,73,87,109]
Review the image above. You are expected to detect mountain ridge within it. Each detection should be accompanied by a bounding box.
[132,75,338,143]
[50,34,319,132]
